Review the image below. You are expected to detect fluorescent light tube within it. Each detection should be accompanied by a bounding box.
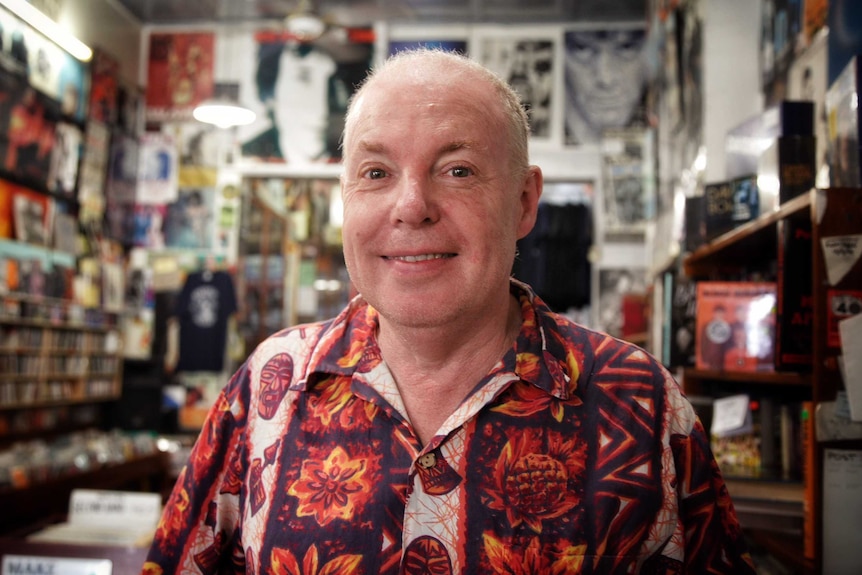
[0,0,92,62]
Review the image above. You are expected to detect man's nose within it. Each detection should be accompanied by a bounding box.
[391,175,439,225]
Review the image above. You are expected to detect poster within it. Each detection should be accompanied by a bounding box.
[474,31,556,140]
[164,187,215,249]
[601,128,655,237]
[563,25,649,146]
[88,48,120,125]
[0,5,88,121]
[0,71,59,190]
[695,281,777,372]
[236,28,374,163]
[137,132,178,204]
[48,122,82,198]
[145,31,215,124]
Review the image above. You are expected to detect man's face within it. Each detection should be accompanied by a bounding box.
[565,29,646,130]
[340,69,540,330]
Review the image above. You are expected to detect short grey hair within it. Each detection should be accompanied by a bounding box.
[342,48,531,178]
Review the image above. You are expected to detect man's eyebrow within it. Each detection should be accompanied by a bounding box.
[440,140,476,154]
[355,140,479,155]
[356,140,387,154]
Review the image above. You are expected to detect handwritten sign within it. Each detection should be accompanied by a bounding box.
[821,235,862,286]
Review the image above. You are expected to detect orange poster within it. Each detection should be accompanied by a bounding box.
[145,31,215,124]
[695,281,777,373]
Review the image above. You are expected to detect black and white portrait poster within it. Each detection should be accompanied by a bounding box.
[563,25,649,146]
[474,29,556,140]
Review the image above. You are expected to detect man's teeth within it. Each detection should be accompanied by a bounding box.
[390,254,451,262]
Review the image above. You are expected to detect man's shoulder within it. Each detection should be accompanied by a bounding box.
[246,297,373,382]
[535,304,668,380]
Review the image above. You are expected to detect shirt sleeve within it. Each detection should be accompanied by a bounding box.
[672,415,758,573]
[141,363,251,574]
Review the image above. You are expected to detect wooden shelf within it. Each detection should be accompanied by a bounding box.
[676,188,862,573]
[724,478,804,503]
[0,394,121,411]
[684,191,811,277]
[683,367,811,387]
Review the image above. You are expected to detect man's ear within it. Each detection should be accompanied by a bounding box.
[517,165,543,239]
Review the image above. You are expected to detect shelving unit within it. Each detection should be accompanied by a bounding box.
[680,187,862,574]
[0,292,123,440]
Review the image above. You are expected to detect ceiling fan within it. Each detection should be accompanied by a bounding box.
[284,0,328,42]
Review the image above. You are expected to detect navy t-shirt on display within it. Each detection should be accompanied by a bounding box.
[174,269,238,372]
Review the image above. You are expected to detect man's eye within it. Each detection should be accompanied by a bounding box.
[450,166,471,178]
[367,168,386,180]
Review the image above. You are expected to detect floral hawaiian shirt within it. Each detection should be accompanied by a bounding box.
[142,280,756,574]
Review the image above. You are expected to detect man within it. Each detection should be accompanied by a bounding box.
[142,49,755,574]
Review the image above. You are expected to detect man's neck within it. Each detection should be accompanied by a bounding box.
[376,294,522,445]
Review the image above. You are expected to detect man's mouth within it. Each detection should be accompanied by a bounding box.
[385,253,455,262]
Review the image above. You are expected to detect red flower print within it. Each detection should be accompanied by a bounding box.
[287,445,372,526]
[484,533,586,575]
[485,430,586,533]
[269,543,362,575]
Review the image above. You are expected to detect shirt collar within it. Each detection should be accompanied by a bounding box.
[300,279,578,400]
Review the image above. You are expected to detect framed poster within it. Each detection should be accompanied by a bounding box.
[235,27,374,164]
[0,72,59,191]
[563,24,649,146]
[600,128,655,239]
[473,26,558,142]
[145,31,215,124]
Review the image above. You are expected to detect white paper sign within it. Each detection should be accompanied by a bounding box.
[821,235,862,286]
[839,313,862,421]
[711,394,752,437]
[68,489,162,529]
[823,449,862,575]
[2,555,112,575]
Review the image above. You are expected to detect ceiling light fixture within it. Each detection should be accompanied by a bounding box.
[193,102,256,129]
[0,0,92,62]
[193,82,256,129]
[285,0,326,42]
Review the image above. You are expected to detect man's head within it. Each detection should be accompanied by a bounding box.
[339,49,542,331]
[343,49,531,179]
